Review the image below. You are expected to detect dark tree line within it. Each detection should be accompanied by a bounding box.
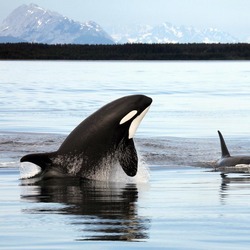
[0,43,250,60]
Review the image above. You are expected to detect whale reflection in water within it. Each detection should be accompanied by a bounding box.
[21,178,150,241]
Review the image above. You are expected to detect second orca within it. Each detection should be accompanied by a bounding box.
[216,130,250,167]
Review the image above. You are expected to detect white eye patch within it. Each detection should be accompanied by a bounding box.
[119,110,138,125]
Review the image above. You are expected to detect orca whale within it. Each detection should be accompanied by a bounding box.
[20,95,152,179]
[216,130,250,167]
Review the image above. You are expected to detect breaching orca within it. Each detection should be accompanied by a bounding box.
[20,95,152,179]
[216,130,250,167]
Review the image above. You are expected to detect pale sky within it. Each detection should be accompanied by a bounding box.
[1,0,250,39]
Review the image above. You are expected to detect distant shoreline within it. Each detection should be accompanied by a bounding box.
[1,43,250,60]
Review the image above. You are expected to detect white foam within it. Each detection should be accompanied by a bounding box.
[20,162,41,179]
[235,164,250,168]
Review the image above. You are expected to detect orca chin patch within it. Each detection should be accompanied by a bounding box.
[120,110,138,125]
[129,106,150,139]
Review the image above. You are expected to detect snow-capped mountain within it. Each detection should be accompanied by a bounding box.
[109,23,238,44]
[0,4,239,44]
[0,4,114,44]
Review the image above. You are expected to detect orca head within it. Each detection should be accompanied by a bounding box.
[119,95,152,139]
[116,95,152,139]
[106,95,152,177]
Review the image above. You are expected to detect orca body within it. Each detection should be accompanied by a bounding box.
[21,95,152,179]
[216,130,250,167]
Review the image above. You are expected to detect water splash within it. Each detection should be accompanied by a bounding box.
[19,154,150,183]
[109,157,150,183]
[79,152,150,183]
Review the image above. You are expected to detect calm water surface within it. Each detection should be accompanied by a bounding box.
[1,61,250,249]
[1,61,250,137]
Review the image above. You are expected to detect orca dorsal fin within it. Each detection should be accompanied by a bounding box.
[218,130,231,157]
[118,138,138,177]
[20,152,54,171]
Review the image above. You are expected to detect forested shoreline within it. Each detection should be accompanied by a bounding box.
[0,43,250,60]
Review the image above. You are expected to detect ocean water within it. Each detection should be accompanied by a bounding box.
[1,61,250,249]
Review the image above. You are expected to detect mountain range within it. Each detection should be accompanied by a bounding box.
[109,23,238,44]
[0,3,239,44]
[0,4,114,44]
